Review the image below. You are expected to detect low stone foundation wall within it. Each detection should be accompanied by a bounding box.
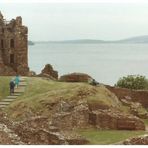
[106,85,148,108]
[123,134,148,145]
[89,110,145,130]
[59,73,92,82]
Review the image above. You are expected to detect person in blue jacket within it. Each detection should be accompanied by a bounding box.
[14,75,20,88]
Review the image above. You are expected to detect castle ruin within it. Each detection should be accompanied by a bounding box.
[0,12,29,75]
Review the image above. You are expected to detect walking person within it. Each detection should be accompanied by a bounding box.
[9,79,15,95]
[14,75,20,88]
[88,78,99,86]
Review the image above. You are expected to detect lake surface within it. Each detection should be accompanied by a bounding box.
[29,43,148,85]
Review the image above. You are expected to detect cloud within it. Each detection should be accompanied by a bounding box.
[1,3,148,40]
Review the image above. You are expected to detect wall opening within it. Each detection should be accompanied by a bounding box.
[10,54,14,64]
[10,39,14,48]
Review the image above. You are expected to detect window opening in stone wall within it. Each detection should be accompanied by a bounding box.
[10,39,14,48]
[10,54,14,64]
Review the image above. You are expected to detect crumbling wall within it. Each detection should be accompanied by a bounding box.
[0,12,29,75]
[106,85,148,108]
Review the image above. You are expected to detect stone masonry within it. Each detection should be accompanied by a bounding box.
[0,12,29,75]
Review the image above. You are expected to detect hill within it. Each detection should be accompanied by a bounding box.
[46,39,106,44]
[28,41,35,45]
[0,77,147,144]
[5,77,123,120]
[116,35,148,43]
[35,35,148,44]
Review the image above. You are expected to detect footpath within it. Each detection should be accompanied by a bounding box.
[0,77,27,109]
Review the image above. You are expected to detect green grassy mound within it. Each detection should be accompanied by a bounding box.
[4,77,122,120]
[0,77,147,144]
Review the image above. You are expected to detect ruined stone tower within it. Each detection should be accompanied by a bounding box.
[0,12,29,75]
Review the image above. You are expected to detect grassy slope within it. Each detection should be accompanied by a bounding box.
[143,119,148,126]
[0,76,12,101]
[5,77,122,120]
[78,129,146,144]
[1,77,147,144]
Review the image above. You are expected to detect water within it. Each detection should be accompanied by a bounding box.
[28,43,148,85]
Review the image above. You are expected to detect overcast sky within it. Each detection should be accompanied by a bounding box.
[1,2,148,41]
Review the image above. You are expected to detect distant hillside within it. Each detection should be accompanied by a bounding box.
[49,39,106,44]
[116,35,148,43]
[35,39,108,44]
[28,41,35,45]
[35,35,148,44]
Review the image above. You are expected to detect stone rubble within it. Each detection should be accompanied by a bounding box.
[123,134,148,145]
[38,64,58,80]
[50,99,145,131]
[59,72,92,82]
[89,109,145,130]
[0,123,24,144]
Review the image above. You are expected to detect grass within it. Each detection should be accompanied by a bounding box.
[1,76,147,144]
[77,129,147,144]
[0,76,12,101]
[5,77,94,119]
[4,77,123,120]
[143,119,148,126]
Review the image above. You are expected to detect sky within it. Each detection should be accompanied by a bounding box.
[1,2,148,41]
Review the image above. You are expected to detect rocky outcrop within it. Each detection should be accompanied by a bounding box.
[120,99,148,119]
[0,111,89,145]
[17,128,88,145]
[12,116,89,145]
[39,64,58,80]
[13,126,67,144]
[0,123,24,144]
[89,109,145,130]
[123,134,148,145]
[0,110,24,144]
[50,99,145,131]
[59,72,92,82]
[0,129,15,144]
[51,99,90,130]
[105,85,148,119]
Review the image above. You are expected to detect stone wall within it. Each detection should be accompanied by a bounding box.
[106,85,148,108]
[51,100,90,130]
[39,64,58,80]
[50,99,145,131]
[12,116,89,144]
[0,12,29,75]
[59,73,92,82]
[123,135,148,145]
[89,110,145,130]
